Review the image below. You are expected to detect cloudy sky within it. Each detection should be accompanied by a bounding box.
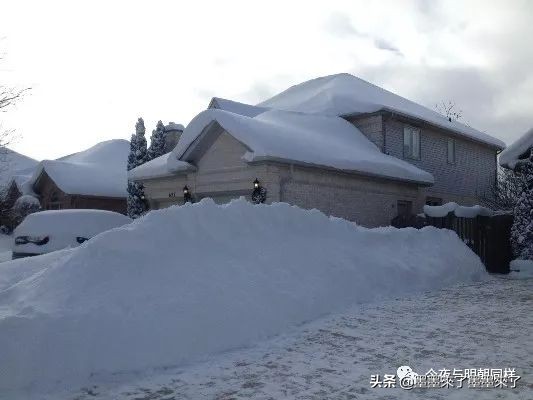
[1,0,531,160]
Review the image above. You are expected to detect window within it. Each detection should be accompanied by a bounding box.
[48,192,61,210]
[447,138,456,164]
[425,197,442,206]
[397,200,413,217]
[403,126,421,159]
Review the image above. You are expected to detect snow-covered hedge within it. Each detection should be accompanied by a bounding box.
[0,199,486,393]
[424,202,494,218]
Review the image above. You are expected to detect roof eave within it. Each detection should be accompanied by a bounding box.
[342,108,505,150]
[247,156,434,187]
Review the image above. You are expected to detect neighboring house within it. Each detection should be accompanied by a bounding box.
[0,149,39,229]
[129,74,505,227]
[28,139,129,214]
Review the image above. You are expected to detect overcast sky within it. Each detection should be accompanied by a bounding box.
[1,0,532,160]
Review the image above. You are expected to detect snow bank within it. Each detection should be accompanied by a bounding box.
[499,127,533,169]
[258,73,505,149]
[424,202,493,218]
[0,199,486,392]
[509,259,533,279]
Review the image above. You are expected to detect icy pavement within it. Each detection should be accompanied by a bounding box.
[60,276,531,400]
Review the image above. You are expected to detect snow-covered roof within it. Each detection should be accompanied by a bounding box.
[258,73,505,149]
[170,108,434,185]
[128,152,195,180]
[7,174,35,196]
[209,97,268,118]
[0,148,38,188]
[499,127,533,169]
[29,139,129,198]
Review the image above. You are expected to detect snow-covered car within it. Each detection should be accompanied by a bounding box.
[12,209,132,259]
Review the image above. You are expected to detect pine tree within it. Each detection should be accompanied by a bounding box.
[127,117,149,218]
[148,120,166,161]
[511,150,533,260]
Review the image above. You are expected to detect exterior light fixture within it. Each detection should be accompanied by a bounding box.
[183,185,192,203]
[251,178,266,204]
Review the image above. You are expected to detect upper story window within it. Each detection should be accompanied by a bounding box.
[403,126,421,160]
[447,138,456,164]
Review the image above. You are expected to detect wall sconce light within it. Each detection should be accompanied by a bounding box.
[183,185,192,203]
[251,178,266,204]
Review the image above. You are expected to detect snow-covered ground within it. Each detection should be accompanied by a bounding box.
[50,276,532,400]
[0,199,486,396]
[0,233,12,262]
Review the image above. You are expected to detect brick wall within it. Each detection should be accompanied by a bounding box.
[383,117,497,204]
[348,114,498,205]
[278,164,421,227]
[347,114,384,151]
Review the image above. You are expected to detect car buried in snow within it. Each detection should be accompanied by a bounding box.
[12,209,132,259]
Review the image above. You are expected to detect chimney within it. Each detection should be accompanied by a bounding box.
[163,122,184,153]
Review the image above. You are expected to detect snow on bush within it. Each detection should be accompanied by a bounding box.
[0,198,486,392]
[423,202,494,218]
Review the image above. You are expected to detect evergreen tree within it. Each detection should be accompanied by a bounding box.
[148,120,166,161]
[127,181,147,219]
[127,117,149,218]
[511,150,533,260]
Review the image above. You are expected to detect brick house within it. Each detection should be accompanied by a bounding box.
[130,74,505,227]
[28,139,130,214]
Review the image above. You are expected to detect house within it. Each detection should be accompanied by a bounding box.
[129,74,505,227]
[28,139,129,214]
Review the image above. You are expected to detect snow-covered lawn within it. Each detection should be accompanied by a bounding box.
[0,233,13,262]
[61,276,532,400]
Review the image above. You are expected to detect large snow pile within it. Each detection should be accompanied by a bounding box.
[28,139,129,197]
[499,127,533,169]
[258,74,504,149]
[0,199,486,393]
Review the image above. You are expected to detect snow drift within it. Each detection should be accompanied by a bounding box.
[0,199,486,392]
